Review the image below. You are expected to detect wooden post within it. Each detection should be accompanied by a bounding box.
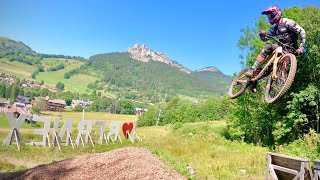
[88,132,95,148]
[126,130,134,143]
[45,131,51,148]
[52,131,61,151]
[67,131,75,149]
[314,160,320,180]
[132,122,141,142]
[103,133,108,145]
[13,129,21,151]
[117,133,122,143]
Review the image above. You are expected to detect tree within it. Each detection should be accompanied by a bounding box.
[72,104,83,112]
[119,99,135,114]
[31,72,36,79]
[56,82,65,90]
[138,106,157,126]
[91,90,97,96]
[32,97,47,115]
[0,83,6,98]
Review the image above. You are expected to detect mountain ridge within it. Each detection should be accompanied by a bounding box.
[0,36,231,99]
[0,36,229,76]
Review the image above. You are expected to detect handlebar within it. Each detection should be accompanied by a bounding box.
[265,35,294,49]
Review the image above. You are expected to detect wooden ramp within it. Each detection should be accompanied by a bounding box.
[266,152,313,180]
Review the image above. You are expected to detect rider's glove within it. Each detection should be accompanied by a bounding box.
[296,47,304,55]
[259,30,267,41]
[259,30,267,37]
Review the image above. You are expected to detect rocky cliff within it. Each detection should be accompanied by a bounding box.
[127,44,191,74]
[195,66,220,72]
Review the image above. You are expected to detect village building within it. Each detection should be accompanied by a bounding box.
[0,100,8,113]
[32,96,66,112]
[46,99,66,112]
[135,108,148,116]
[0,99,7,107]
[0,75,15,84]
[16,95,30,104]
[13,102,26,109]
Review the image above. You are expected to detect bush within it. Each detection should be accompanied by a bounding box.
[48,63,64,72]
[72,104,83,112]
[56,82,65,90]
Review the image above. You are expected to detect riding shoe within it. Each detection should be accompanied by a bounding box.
[244,68,254,78]
[250,81,258,93]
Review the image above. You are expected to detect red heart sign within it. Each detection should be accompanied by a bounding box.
[122,122,134,139]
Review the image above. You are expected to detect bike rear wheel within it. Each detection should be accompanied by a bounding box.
[228,67,250,99]
[265,53,297,104]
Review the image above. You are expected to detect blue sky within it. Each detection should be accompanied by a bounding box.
[0,0,319,75]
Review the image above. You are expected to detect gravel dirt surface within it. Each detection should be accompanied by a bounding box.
[0,147,185,180]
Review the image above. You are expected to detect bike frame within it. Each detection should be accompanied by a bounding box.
[251,46,284,82]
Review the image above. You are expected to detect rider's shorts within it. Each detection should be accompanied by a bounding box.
[259,44,280,58]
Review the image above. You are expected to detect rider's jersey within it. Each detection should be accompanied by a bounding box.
[264,18,306,50]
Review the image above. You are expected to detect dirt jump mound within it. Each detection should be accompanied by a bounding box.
[0,147,185,180]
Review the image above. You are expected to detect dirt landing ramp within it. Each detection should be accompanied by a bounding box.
[0,147,185,180]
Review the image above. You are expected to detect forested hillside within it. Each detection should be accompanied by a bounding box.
[193,70,231,91]
[81,52,231,99]
[0,36,42,65]
[0,36,86,65]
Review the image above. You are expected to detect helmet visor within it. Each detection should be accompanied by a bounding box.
[266,13,275,20]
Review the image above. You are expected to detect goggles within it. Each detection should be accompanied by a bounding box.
[266,13,275,20]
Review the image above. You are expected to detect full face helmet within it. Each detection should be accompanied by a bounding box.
[262,6,282,24]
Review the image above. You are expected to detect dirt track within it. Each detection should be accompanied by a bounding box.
[0,147,185,180]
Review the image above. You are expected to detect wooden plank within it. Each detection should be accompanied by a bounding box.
[272,164,299,175]
[266,154,271,180]
[269,165,279,180]
[268,152,310,162]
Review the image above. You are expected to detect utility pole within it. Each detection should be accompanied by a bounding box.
[156,108,162,126]
[82,104,87,121]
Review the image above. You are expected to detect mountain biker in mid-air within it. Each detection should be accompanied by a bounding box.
[246,5,306,92]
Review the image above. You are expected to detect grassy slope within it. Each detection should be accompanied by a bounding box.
[0,112,268,179]
[35,58,98,93]
[0,58,36,78]
[0,58,99,94]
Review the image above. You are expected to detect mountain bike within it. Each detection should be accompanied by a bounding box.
[228,36,297,104]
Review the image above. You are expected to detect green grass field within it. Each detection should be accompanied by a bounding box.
[0,112,268,179]
[41,58,79,68]
[36,72,98,93]
[35,58,99,93]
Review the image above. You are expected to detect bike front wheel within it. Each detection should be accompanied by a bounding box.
[228,67,250,99]
[265,53,297,104]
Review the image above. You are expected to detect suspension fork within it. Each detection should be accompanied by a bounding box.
[271,47,284,80]
[272,57,280,80]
